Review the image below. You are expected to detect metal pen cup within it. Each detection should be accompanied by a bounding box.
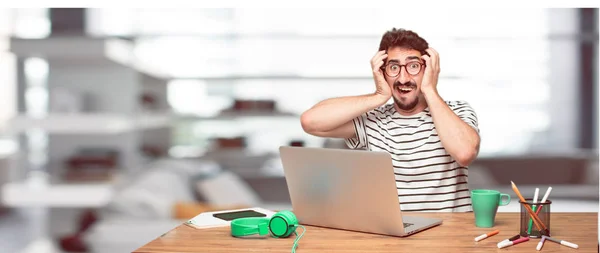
[519,198,551,238]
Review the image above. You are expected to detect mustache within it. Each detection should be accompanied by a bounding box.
[393,81,417,89]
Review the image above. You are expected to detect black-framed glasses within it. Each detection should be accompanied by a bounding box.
[380,61,425,77]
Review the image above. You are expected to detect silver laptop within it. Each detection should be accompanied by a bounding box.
[279,146,442,237]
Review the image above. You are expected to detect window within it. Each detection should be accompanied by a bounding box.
[11,8,50,39]
[86,8,582,156]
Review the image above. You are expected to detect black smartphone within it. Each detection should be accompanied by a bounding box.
[212,210,267,221]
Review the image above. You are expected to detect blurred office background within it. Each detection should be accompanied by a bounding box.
[0,7,597,253]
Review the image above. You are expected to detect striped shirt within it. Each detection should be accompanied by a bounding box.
[344,100,479,212]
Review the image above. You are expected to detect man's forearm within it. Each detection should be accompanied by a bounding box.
[423,90,480,166]
[301,93,388,133]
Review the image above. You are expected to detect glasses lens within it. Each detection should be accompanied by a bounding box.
[386,64,400,76]
[407,62,422,75]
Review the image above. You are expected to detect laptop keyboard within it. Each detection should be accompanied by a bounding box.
[403,222,414,228]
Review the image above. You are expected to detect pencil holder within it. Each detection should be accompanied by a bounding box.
[519,198,551,238]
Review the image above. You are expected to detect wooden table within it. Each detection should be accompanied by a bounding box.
[134,212,598,253]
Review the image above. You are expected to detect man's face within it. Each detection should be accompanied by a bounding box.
[383,47,425,111]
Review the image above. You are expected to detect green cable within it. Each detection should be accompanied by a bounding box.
[291,225,306,253]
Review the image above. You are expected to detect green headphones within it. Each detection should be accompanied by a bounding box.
[231,210,298,237]
[231,210,305,252]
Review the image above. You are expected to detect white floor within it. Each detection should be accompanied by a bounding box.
[0,208,66,253]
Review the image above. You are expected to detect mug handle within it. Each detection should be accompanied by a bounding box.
[499,193,511,206]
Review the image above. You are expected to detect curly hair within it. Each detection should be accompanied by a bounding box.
[378,28,429,56]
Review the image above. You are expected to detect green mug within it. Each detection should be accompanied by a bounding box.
[471,189,511,228]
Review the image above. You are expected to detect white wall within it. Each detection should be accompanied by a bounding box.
[541,8,581,150]
[0,51,16,129]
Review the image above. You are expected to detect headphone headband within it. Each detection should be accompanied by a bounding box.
[231,217,270,237]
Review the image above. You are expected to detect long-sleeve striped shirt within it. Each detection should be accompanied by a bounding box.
[345,100,479,212]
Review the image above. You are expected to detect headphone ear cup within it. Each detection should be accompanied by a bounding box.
[279,210,299,227]
[269,211,298,238]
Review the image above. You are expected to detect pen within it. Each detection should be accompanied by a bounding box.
[475,230,499,242]
[535,187,553,216]
[528,188,540,234]
[536,236,546,251]
[497,237,529,248]
[533,188,539,208]
[542,235,579,249]
[497,234,520,248]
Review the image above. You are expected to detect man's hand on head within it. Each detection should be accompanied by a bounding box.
[299,50,397,138]
[371,50,392,102]
[421,48,441,96]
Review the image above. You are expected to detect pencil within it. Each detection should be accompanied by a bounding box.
[511,182,544,228]
[510,181,548,235]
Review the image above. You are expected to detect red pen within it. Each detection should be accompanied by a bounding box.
[497,234,521,248]
[498,237,529,248]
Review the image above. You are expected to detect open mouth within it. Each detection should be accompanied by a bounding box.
[396,86,414,95]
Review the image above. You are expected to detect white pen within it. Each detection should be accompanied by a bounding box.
[497,234,521,248]
[533,188,539,207]
[542,235,579,249]
[475,230,499,242]
[497,237,529,249]
[539,187,552,204]
[536,236,546,251]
